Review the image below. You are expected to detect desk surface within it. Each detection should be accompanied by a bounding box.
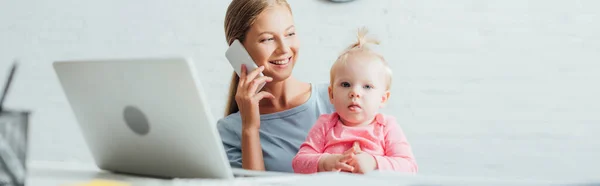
[26,161,301,186]
[26,161,598,186]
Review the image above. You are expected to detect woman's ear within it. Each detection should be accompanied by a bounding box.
[380,90,390,108]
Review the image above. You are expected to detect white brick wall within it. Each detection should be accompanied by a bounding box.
[1,0,599,181]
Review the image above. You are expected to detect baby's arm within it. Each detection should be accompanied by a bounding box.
[372,117,418,173]
[292,115,331,174]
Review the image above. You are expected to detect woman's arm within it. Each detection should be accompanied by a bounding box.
[241,127,265,170]
[236,65,274,171]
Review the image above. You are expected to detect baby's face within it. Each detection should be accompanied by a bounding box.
[329,54,390,127]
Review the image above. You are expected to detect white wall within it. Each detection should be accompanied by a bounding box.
[1,0,599,181]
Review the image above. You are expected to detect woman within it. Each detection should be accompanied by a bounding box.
[217,0,335,172]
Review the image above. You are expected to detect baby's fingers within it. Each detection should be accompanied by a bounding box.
[343,147,356,155]
[338,153,355,163]
[353,141,362,153]
[335,162,354,172]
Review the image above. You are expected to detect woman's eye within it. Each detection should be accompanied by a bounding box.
[287,32,296,37]
[260,38,274,43]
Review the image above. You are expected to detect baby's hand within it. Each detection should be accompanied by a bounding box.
[318,147,358,172]
[349,153,376,174]
[348,142,376,174]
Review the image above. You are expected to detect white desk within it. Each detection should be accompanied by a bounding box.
[26,161,304,186]
[25,161,595,186]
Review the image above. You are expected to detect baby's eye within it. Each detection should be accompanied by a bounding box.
[364,85,373,89]
[341,82,351,87]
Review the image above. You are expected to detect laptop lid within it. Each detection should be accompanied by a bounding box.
[53,57,234,179]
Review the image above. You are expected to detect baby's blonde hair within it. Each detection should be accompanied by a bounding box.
[330,27,393,90]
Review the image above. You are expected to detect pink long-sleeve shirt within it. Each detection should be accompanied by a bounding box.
[292,112,418,174]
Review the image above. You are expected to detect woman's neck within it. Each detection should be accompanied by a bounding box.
[259,77,311,114]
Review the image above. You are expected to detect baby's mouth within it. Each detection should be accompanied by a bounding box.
[348,103,361,111]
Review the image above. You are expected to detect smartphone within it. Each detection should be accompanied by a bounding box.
[225,39,265,93]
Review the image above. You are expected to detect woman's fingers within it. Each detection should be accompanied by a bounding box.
[238,64,248,86]
[248,76,272,94]
[254,91,275,102]
[237,65,271,99]
[245,65,265,84]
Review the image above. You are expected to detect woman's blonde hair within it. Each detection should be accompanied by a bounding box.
[224,0,291,116]
[330,27,393,90]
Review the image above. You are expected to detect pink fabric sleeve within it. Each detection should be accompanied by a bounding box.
[372,116,419,173]
[292,115,332,174]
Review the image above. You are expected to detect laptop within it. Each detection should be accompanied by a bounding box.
[52,57,290,179]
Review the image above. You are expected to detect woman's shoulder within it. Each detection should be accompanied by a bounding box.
[218,82,331,132]
[311,82,334,113]
[216,112,242,135]
[312,82,330,95]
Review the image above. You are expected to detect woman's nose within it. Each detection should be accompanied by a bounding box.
[276,39,291,54]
